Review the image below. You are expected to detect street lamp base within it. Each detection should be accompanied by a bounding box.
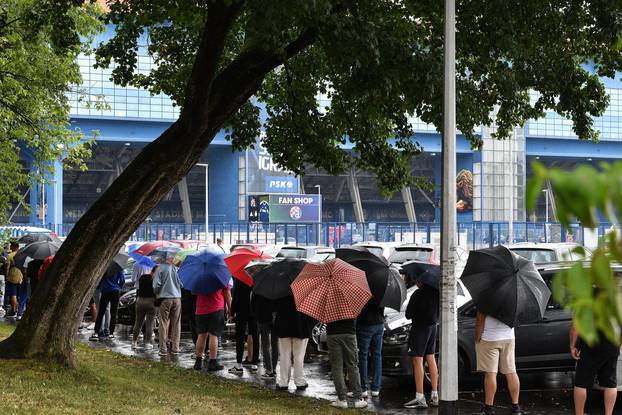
[438,400,458,414]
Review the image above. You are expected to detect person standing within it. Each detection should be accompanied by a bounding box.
[229,280,259,374]
[571,325,620,415]
[403,280,439,409]
[252,293,279,379]
[356,299,385,398]
[132,265,158,349]
[153,263,183,356]
[5,242,23,318]
[274,294,314,391]
[474,311,521,415]
[216,238,227,254]
[92,269,125,339]
[193,282,231,371]
[327,318,368,409]
[26,258,44,298]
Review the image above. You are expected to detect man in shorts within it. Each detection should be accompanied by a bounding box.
[475,311,521,415]
[4,242,23,318]
[193,282,231,371]
[571,324,620,415]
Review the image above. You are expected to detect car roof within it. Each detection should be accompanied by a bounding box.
[508,242,581,250]
[353,241,400,248]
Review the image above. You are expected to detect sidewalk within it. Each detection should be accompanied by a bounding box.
[76,325,586,414]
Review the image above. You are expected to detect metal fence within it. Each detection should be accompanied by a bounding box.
[15,220,613,249]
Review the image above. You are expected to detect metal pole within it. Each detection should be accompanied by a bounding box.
[315,185,321,245]
[543,189,549,223]
[440,0,458,409]
[197,163,209,243]
[53,180,58,234]
[508,134,514,244]
[41,180,46,227]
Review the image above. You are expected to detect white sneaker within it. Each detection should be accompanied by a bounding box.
[131,341,137,349]
[430,393,439,407]
[347,391,368,398]
[404,397,428,409]
[330,399,349,409]
[144,343,154,350]
[371,390,380,397]
[353,399,368,409]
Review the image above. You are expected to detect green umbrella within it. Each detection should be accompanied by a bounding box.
[174,248,198,263]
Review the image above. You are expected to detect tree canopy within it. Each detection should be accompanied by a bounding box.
[0,0,100,225]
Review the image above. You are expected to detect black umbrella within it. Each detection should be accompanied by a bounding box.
[17,233,60,245]
[244,259,274,278]
[336,247,406,311]
[13,241,62,268]
[252,258,307,300]
[401,260,440,289]
[106,250,131,276]
[460,245,551,328]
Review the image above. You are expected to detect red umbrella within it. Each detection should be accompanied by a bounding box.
[131,241,177,256]
[224,248,272,287]
[290,258,372,323]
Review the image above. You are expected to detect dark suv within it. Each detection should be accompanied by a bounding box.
[382,264,606,378]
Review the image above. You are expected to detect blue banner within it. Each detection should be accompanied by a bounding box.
[265,176,298,193]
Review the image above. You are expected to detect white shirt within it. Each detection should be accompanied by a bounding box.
[481,315,514,341]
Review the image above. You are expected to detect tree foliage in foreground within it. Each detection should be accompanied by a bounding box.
[528,162,622,345]
[3,0,622,365]
[0,0,100,224]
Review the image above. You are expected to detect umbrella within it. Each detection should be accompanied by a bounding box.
[336,247,405,311]
[225,248,273,287]
[13,241,62,268]
[173,248,198,263]
[178,249,231,295]
[290,258,372,323]
[106,249,131,275]
[149,246,182,263]
[460,245,551,328]
[401,261,440,289]
[17,233,60,245]
[131,240,177,256]
[244,259,274,279]
[252,258,307,300]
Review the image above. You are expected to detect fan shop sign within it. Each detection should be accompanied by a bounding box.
[268,194,321,223]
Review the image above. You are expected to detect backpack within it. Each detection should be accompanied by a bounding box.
[6,253,23,284]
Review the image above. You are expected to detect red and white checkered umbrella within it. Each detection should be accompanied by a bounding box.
[290,258,372,323]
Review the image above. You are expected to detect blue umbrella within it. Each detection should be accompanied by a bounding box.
[129,252,157,268]
[178,249,231,295]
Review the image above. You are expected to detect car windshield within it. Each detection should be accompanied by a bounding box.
[362,246,384,257]
[389,249,432,264]
[310,251,334,261]
[277,248,307,258]
[511,248,557,263]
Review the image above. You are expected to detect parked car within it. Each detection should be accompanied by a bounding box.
[276,246,335,261]
[352,242,401,260]
[117,288,196,330]
[382,263,622,386]
[508,242,591,264]
[388,244,438,266]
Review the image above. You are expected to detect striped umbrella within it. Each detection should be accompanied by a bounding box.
[290,258,372,323]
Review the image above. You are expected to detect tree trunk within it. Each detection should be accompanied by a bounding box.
[0,4,318,365]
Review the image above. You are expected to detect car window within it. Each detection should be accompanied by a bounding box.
[388,249,433,264]
[310,252,334,261]
[277,248,307,258]
[363,247,384,257]
[511,249,556,264]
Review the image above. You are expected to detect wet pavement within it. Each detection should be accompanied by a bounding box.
[69,322,622,414]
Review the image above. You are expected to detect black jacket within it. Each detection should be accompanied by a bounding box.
[231,281,252,318]
[274,296,315,339]
[357,300,385,327]
[251,293,274,324]
[405,285,439,327]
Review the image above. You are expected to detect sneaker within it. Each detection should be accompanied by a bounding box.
[250,364,258,372]
[475,405,493,415]
[242,359,252,366]
[89,334,99,341]
[430,393,439,407]
[404,397,428,409]
[6,311,17,318]
[353,399,368,409]
[193,358,203,371]
[276,385,289,391]
[144,343,154,350]
[228,366,243,374]
[296,384,308,391]
[107,333,115,339]
[371,390,380,397]
[511,404,522,415]
[261,372,276,379]
[158,350,168,356]
[131,341,137,349]
[347,391,368,398]
[171,350,181,355]
[330,399,349,409]
[207,360,224,372]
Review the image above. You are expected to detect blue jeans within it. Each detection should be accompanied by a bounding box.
[357,323,384,392]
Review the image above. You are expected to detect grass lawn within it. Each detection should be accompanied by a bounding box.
[0,323,354,414]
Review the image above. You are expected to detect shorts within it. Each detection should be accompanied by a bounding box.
[476,339,516,374]
[408,324,437,357]
[5,281,19,297]
[574,351,619,389]
[196,311,225,336]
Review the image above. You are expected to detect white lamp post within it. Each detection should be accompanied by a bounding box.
[197,163,209,242]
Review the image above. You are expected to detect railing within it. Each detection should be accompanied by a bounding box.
[12,221,614,249]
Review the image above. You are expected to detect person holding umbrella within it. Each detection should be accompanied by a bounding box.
[403,268,439,409]
[153,263,183,355]
[228,280,259,374]
[4,241,23,318]
[132,265,158,350]
[92,266,125,340]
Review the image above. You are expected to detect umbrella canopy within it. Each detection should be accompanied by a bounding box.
[106,249,131,275]
[252,258,307,300]
[290,258,372,323]
[131,240,177,256]
[14,241,62,268]
[178,249,231,295]
[17,233,60,245]
[225,248,273,287]
[173,248,198,263]
[460,245,551,327]
[149,246,182,263]
[401,261,440,289]
[336,247,405,311]
[244,259,274,279]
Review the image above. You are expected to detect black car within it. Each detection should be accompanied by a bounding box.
[117,288,197,331]
[382,264,583,378]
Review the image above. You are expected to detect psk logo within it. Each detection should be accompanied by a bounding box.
[289,206,302,220]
